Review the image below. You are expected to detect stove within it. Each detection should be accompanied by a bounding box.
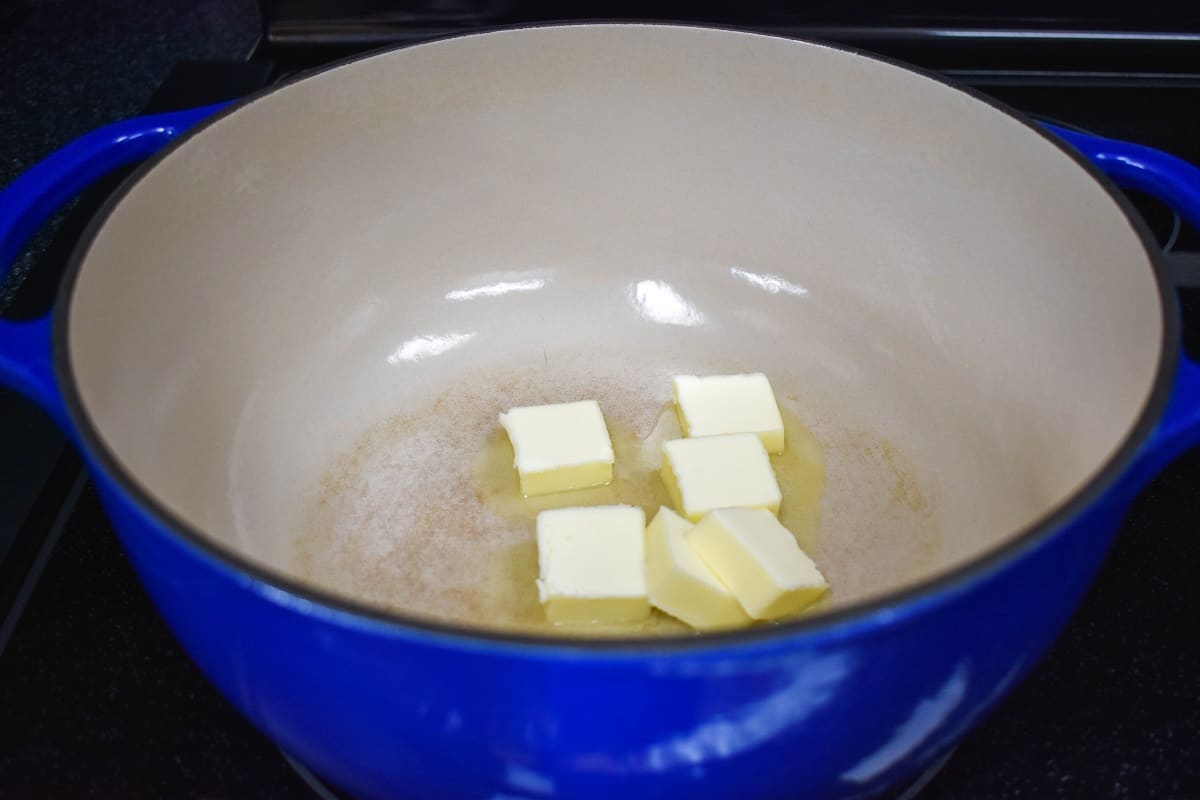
[1,4,1199,797]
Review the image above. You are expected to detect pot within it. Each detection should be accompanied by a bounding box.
[2,24,1198,800]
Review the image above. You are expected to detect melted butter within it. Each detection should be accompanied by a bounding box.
[471,403,827,636]
[773,411,826,555]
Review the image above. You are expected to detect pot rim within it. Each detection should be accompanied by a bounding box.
[51,21,1179,654]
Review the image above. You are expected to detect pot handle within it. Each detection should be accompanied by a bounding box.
[1044,123,1200,476]
[0,103,225,430]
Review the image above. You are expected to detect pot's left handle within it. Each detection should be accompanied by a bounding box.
[0,103,225,430]
[1044,123,1200,479]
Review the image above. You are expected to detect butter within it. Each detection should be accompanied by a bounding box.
[686,508,827,619]
[499,400,614,496]
[661,433,782,521]
[536,505,650,624]
[645,507,751,631]
[674,373,786,453]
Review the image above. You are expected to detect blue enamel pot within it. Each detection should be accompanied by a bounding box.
[2,24,1198,800]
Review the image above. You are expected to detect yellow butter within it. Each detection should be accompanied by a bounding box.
[645,507,751,631]
[499,400,614,497]
[536,505,650,624]
[674,373,786,453]
[686,508,827,620]
[661,433,781,521]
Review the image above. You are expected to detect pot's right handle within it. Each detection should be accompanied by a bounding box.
[1045,123,1200,477]
[0,104,224,430]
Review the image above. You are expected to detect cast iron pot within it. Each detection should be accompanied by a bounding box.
[2,24,1199,800]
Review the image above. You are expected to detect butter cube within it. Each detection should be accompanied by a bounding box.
[661,433,782,521]
[536,505,650,624]
[499,400,614,496]
[645,507,751,631]
[674,373,786,453]
[686,508,827,620]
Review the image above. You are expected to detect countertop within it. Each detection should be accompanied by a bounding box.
[1,0,258,187]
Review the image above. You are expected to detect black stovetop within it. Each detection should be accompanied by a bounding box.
[2,18,1199,799]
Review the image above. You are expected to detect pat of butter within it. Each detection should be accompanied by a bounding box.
[686,508,827,620]
[661,433,782,521]
[536,505,650,624]
[499,400,614,497]
[674,373,786,453]
[645,507,751,631]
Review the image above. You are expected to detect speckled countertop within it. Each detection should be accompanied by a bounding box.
[0,0,260,310]
[1,0,259,187]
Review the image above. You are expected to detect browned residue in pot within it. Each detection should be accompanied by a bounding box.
[292,369,940,637]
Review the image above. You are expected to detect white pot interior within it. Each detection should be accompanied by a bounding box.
[67,24,1163,635]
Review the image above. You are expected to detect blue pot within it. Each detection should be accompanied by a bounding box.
[2,25,1199,800]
